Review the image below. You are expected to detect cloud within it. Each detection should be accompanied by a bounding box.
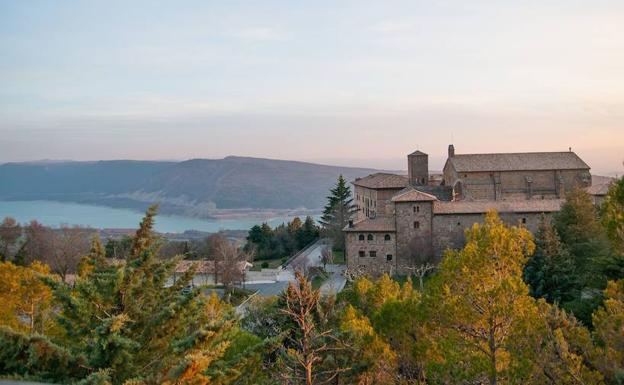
[228,27,287,41]
[369,20,413,34]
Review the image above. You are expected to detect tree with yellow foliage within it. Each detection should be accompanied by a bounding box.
[424,211,537,385]
[0,261,56,335]
[592,279,624,385]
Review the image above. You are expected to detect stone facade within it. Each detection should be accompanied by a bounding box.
[345,145,596,275]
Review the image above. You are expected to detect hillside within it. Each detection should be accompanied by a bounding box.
[0,157,384,217]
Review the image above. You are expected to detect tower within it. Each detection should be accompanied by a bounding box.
[408,150,428,186]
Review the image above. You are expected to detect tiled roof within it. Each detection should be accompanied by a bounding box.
[392,187,438,202]
[409,150,428,156]
[586,175,615,196]
[433,199,564,215]
[447,152,590,172]
[415,185,454,201]
[353,173,409,189]
[344,217,396,232]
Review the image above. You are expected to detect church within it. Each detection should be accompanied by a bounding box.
[344,145,595,275]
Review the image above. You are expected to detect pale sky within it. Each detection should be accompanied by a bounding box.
[1,1,623,174]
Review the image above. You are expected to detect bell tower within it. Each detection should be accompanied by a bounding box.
[408,150,429,186]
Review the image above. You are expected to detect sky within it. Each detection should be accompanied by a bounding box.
[1,0,623,174]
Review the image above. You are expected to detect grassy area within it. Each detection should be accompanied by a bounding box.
[332,249,345,265]
[311,273,329,290]
[249,257,287,271]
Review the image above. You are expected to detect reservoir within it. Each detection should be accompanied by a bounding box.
[0,200,306,233]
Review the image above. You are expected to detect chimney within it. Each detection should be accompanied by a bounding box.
[448,144,455,158]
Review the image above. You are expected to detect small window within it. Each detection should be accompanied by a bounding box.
[367,234,374,241]
[421,177,425,184]
[413,205,420,213]
[457,222,461,226]
[358,251,365,258]
[369,251,377,258]
[414,221,420,229]
[384,234,391,241]
[522,218,527,224]
[358,234,365,241]
[386,254,393,261]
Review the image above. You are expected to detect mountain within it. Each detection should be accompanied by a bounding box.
[0,157,385,217]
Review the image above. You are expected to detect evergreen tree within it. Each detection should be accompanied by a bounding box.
[554,188,614,324]
[602,177,624,256]
[524,215,577,304]
[2,205,244,384]
[320,175,357,251]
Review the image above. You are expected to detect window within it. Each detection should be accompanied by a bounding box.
[413,205,420,213]
[358,251,365,258]
[457,222,461,226]
[369,251,377,258]
[384,234,391,241]
[367,234,374,241]
[358,234,365,241]
[414,221,420,229]
[522,217,527,224]
[386,254,393,261]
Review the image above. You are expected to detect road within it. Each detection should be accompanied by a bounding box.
[286,239,347,295]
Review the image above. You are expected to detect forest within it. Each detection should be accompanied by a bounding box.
[0,176,622,385]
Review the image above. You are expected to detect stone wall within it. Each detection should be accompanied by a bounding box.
[346,231,397,274]
[431,211,552,256]
[445,168,591,202]
[395,201,434,273]
[354,186,402,220]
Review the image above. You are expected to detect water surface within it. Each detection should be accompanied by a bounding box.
[0,200,303,233]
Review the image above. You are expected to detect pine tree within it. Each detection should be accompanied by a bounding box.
[524,215,577,304]
[320,175,357,251]
[2,205,240,384]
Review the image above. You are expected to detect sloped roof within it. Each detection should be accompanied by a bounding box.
[433,199,564,215]
[353,173,409,189]
[344,217,396,232]
[392,187,438,202]
[409,150,428,156]
[586,175,615,196]
[447,152,590,172]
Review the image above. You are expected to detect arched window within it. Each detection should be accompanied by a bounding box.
[384,234,391,241]
[358,234,365,241]
[367,234,374,241]
[414,221,420,229]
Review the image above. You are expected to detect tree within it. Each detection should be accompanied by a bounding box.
[0,261,56,335]
[339,305,398,385]
[320,246,332,270]
[21,220,52,265]
[277,272,348,385]
[602,177,624,256]
[104,235,133,260]
[47,225,92,282]
[2,205,238,384]
[592,279,624,385]
[0,217,22,262]
[523,215,577,304]
[425,211,537,385]
[320,175,357,251]
[554,187,615,324]
[295,216,320,249]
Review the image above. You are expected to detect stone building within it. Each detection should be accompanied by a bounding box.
[345,145,595,275]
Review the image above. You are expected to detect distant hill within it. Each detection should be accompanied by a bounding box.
[0,157,385,217]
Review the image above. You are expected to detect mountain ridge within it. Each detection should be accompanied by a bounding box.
[0,157,388,218]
